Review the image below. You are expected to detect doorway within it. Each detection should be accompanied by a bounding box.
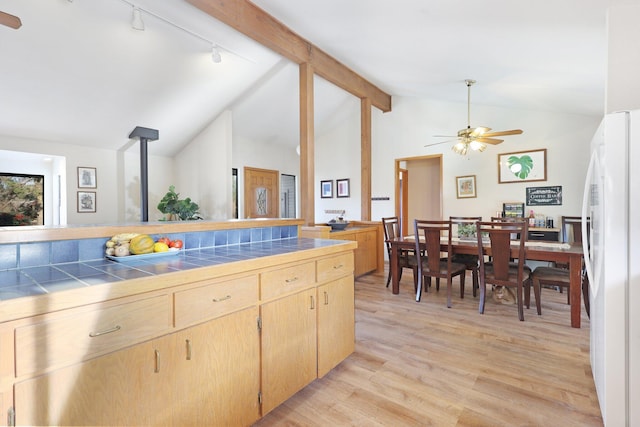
[280,174,296,218]
[243,167,280,218]
[395,155,443,235]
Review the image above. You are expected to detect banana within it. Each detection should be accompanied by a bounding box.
[110,233,140,243]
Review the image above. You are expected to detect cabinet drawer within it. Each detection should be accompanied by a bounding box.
[260,262,315,301]
[528,230,559,241]
[174,275,258,328]
[15,295,170,377]
[317,252,354,283]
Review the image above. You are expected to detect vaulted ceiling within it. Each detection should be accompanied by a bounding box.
[0,0,608,157]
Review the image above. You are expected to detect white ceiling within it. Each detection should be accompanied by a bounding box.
[0,0,609,157]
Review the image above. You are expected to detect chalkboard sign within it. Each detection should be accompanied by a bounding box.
[526,186,562,206]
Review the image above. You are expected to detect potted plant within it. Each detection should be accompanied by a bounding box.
[157,185,202,221]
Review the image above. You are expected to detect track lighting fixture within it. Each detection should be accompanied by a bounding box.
[131,6,144,31]
[211,45,222,63]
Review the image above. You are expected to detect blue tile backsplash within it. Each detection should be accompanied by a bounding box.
[0,225,299,270]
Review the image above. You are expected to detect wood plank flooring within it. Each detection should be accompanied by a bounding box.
[254,268,603,426]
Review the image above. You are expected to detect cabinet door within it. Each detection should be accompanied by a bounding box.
[260,288,317,415]
[355,231,377,276]
[317,276,355,377]
[172,306,260,426]
[14,338,173,426]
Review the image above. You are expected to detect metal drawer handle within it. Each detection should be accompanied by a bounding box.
[154,349,160,373]
[530,233,545,236]
[186,339,192,361]
[212,295,232,302]
[333,264,344,269]
[324,291,329,305]
[89,325,121,337]
[285,276,299,283]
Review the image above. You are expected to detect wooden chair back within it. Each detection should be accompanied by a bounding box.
[561,216,590,244]
[476,220,528,284]
[382,216,401,255]
[414,220,451,274]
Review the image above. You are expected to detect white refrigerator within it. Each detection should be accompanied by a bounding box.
[583,109,640,426]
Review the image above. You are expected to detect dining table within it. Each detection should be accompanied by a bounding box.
[388,235,586,328]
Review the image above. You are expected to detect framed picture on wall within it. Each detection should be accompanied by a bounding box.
[320,180,333,198]
[336,178,350,198]
[456,175,477,199]
[77,167,97,188]
[77,191,96,213]
[498,149,547,184]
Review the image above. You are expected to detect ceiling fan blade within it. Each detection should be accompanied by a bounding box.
[475,137,503,145]
[424,139,458,148]
[433,134,457,138]
[481,129,523,137]
[470,126,491,137]
[0,11,22,29]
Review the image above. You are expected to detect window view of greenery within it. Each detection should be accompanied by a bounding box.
[0,173,44,226]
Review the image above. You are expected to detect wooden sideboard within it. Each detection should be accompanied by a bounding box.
[301,220,384,277]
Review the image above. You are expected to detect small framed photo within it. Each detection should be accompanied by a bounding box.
[498,149,547,184]
[336,178,350,198]
[320,180,333,198]
[77,191,96,213]
[456,175,477,199]
[77,167,97,188]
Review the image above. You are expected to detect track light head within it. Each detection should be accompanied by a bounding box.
[211,45,222,63]
[131,6,144,31]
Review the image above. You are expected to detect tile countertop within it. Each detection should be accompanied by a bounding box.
[0,237,350,302]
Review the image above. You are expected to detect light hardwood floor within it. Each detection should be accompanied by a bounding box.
[254,268,603,427]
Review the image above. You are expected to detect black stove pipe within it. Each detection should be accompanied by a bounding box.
[128,126,159,222]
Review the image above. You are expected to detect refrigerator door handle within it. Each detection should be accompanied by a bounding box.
[582,149,603,296]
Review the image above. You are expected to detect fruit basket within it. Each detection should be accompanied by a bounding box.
[327,220,349,231]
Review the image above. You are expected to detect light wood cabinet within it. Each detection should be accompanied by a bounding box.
[3,245,354,426]
[317,275,355,378]
[260,287,318,415]
[172,307,260,426]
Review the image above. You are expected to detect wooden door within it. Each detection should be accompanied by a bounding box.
[317,276,355,377]
[244,167,279,218]
[173,307,260,426]
[260,288,317,415]
[400,168,409,237]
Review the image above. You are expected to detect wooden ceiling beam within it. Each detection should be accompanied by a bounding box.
[186,0,392,112]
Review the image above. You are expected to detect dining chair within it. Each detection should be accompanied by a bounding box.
[382,216,418,290]
[529,216,590,316]
[450,216,482,297]
[414,219,466,307]
[476,220,538,321]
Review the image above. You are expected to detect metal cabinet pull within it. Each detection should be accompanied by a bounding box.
[333,264,344,270]
[186,339,192,361]
[89,325,121,337]
[212,295,232,302]
[324,291,329,305]
[310,295,315,310]
[154,349,160,373]
[285,276,299,283]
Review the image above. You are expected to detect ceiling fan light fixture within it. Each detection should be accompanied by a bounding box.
[131,6,145,31]
[452,141,468,155]
[469,140,486,151]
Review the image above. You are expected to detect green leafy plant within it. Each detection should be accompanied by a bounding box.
[457,224,477,238]
[157,185,201,221]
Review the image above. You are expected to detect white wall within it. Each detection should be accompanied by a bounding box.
[606,3,640,112]
[175,110,233,220]
[326,96,604,225]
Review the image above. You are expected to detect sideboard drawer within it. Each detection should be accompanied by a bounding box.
[260,262,315,301]
[174,274,258,328]
[317,252,354,283]
[15,295,171,377]
[528,229,560,241]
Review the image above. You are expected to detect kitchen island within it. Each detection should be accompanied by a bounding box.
[0,219,356,426]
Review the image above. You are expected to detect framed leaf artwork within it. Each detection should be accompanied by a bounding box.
[498,149,547,184]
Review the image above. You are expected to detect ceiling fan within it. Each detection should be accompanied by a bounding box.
[0,10,22,30]
[425,79,523,155]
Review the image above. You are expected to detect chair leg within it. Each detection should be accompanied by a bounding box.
[415,274,423,302]
[582,275,590,318]
[533,278,542,315]
[446,277,452,308]
[472,269,478,298]
[385,267,392,287]
[516,284,524,321]
[478,282,486,314]
[525,279,531,309]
